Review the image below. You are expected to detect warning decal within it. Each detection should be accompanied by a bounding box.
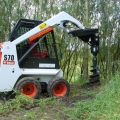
[39,23,47,30]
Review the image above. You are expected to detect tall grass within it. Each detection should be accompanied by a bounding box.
[64,72,120,120]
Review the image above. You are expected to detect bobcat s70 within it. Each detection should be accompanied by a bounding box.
[0,11,99,98]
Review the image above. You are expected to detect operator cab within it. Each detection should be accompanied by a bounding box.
[8,19,60,69]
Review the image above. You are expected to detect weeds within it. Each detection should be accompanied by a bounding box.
[24,111,37,119]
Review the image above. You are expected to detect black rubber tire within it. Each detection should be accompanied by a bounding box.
[15,77,41,99]
[47,77,70,97]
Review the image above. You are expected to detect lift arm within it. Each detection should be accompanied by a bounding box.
[12,11,85,45]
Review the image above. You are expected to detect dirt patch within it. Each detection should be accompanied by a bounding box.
[81,81,100,89]
[19,95,93,110]
[57,95,93,107]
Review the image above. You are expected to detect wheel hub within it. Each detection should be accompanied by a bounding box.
[56,87,60,90]
[53,82,67,96]
[26,87,30,91]
[21,83,37,98]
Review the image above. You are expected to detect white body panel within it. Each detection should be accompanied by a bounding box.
[21,69,61,75]
[45,11,85,30]
[0,42,21,91]
[26,70,63,84]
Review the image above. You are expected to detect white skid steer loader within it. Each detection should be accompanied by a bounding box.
[0,11,99,98]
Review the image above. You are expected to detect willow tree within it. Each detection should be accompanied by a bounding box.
[97,0,120,80]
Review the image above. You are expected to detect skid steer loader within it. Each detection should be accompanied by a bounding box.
[0,11,99,98]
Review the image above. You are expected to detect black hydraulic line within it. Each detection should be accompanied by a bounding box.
[18,35,46,64]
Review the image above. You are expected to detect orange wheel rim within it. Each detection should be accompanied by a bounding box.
[21,83,37,98]
[53,82,67,96]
